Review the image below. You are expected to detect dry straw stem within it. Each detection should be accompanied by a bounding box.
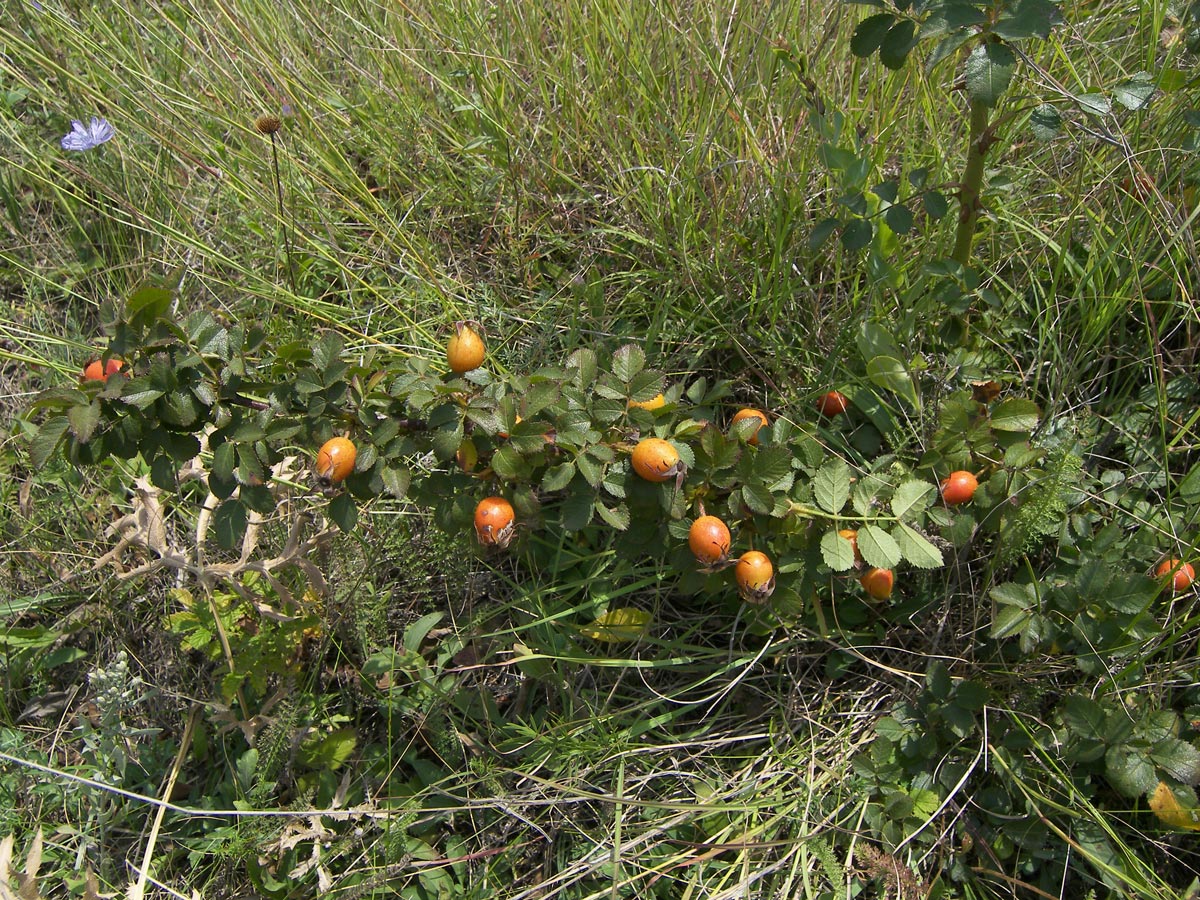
[127,704,201,900]
[84,453,334,617]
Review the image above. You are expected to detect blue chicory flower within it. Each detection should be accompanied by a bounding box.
[60,116,115,151]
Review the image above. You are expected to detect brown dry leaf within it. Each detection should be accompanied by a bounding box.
[970,380,1001,403]
[81,868,101,900]
[13,829,42,900]
[21,830,40,882]
[0,834,14,900]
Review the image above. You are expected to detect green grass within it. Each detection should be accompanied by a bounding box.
[4,1,1200,898]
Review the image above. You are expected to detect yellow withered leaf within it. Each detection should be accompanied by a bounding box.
[579,607,652,643]
[1148,781,1200,831]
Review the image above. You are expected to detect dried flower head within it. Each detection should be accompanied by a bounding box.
[255,114,282,135]
[60,116,115,151]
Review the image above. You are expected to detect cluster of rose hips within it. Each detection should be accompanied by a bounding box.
[462,324,984,606]
[80,322,1199,616]
[81,322,989,609]
[301,323,987,607]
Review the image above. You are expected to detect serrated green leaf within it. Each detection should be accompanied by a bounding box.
[561,485,594,531]
[542,461,576,492]
[381,466,411,499]
[1076,93,1111,117]
[752,445,793,484]
[212,441,236,482]
[576,451,603,487]
[813,458,851,515]
[611,344,646,382]
[924,191,949,219]
[593,381,626,401]
[873,180,898,203]
[126,285,173,326]
[431,423,464,461]
[1106,746,1158,798]
[809,218,840,250]
[1030,103,1062,140]
[312,332,343,371]
[490,444,526,480]
[329,492,358,532]
[741,481,775,515]
[1114,72,1155,110]
[566,347,598,387]
[866,355,919,407]
[1151,738,1200,784]
[994,0,1063,39]
[927,660,952,700]
[859,524,901,568]
[524,381,561,418]
[991,581,1037,609]
[67,401,101,443]
[990,397,1040,432]
[850,12,895,57]
[1061,695,1107,741]
[190,313,231,360]
[879,19,917,70]
[150,454,176,490]
[29,386,88,412]
[214,498,248,549]
[595,501,631,531]
[579,607,651,643]
[121,388,164,410]
[884,203,914,235]
[240,484,275,514]
[993,607,1032,643]
[28,420,69,468]
[842,218,873,251]
[893,523,943,569]
[821,529,856,572]
[161,389,200,427]
[955,680,989,710]
[965,42,1015,107]
[300,728,358,772]
[627,370,664,402]
[891,480,935,520]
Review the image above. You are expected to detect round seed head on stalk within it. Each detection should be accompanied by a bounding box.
[255,114,282,135]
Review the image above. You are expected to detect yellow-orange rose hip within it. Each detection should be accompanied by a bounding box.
[82,357,124,383]
[1156,558,1195,594]
[315,437,357,485]
[817,390,849,418]
[474,496,515,549]
[631,437,683,482]
[860,567,894,600]
[940,470,979,506]
[735,551,776,604]
[447,321,486,373]
[688,516,732,568]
